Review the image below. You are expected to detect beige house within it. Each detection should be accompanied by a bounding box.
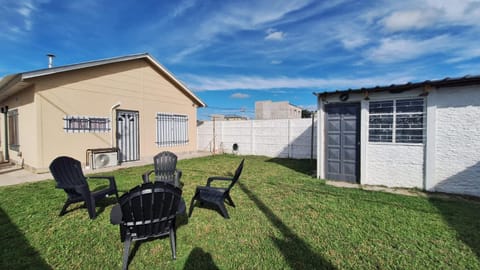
[0,53,206,172]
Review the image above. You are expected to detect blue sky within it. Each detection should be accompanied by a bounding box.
[2,0,480,120]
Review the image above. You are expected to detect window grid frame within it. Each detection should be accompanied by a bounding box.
[64,116,111,133]
[155,112,189,147]
[368,98,425,144]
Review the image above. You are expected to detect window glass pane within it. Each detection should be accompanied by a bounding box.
[396,98,424,113]
[396,114,424,129]
[369,101,393,114]
[369,129,393,142]
[90,118,108,131]
[368,105,393,142]
[369,115,393,129]
[396,129,424,143]
[395,98,424,143]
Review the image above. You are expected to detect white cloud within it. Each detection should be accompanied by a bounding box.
[271,60,282,64]
[380,0,480,32]
[170,1,311,62]
[183,73,415,91]
[230,93,250,99]
[0,0,40,37]
[172,0,196,17]
[265,28,285,40]
[381,10,438,32]
[366,35,452,63]
[340,35,369,50]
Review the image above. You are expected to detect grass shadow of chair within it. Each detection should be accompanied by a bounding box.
[0,207,52,269]
[238,182,336,269]
[266,158,315,176]
[183,247,219,270]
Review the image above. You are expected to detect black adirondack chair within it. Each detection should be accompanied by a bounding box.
[189,159,244,219]
[110,182,185,270]
[142,151,182,185]
[49,156,119,219]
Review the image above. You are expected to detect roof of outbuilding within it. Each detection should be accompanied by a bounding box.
[313,74,480,96]
[0,53,206,107]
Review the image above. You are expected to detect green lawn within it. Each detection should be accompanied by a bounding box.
[1,155,480,269]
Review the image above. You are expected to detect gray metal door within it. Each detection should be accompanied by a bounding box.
[325,103,360,183]
[116,110,140,162]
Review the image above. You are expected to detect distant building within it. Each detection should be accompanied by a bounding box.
[210,114,225,121]
[255,100,302,119]
[210,114,248,121]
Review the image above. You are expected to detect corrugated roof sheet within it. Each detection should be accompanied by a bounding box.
[313,74,480,96]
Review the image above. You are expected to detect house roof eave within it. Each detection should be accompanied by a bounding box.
[0,74,32,103]
[313,75,480,98]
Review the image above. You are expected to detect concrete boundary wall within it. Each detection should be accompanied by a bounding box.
[197,118,317,159]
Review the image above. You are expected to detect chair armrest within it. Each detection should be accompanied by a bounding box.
[177,198,186,215]
[206,176,234,186]
[195,186,224,193]
[110,204,123,225]
[176,169,182,180]
[55,183,76,189]
[88,176,117,190]
[142,170,155,183]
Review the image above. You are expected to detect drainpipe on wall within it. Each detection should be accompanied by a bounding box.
[1,106,9,161]
[110,102,121,148]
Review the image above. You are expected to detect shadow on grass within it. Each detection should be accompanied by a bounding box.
[238,182,336,269]
[430,197,480,259]
[58,195,118,219]
[183,247,219,270]
[266,158,315,176]
[0,207,51,269]
[427,162,480,259]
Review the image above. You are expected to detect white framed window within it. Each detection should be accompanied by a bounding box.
[156,113,189,146]
[369,98,425,144]
[64,116,111,133]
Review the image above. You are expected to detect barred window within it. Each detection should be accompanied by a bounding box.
[156,113,189,146]
[8,109,19,151]
[369,98,424,144]
[64,116,111,133]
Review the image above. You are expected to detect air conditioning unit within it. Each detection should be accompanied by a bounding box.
[92,152,118,169]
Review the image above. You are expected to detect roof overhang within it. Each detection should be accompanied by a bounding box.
[0,53,206,107]
[313,75,480,98]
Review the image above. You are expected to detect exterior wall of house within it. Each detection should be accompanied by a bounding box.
[316,84,480,196]
[429,86,480,196]
[365,144,424,188]
[0,86,37,169]
[317,89,426,188]
[28,59,198,171]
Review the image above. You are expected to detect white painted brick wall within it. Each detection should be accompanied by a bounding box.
[197,118,317,159]
[365,144,424,188]
[432,86,480,197]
